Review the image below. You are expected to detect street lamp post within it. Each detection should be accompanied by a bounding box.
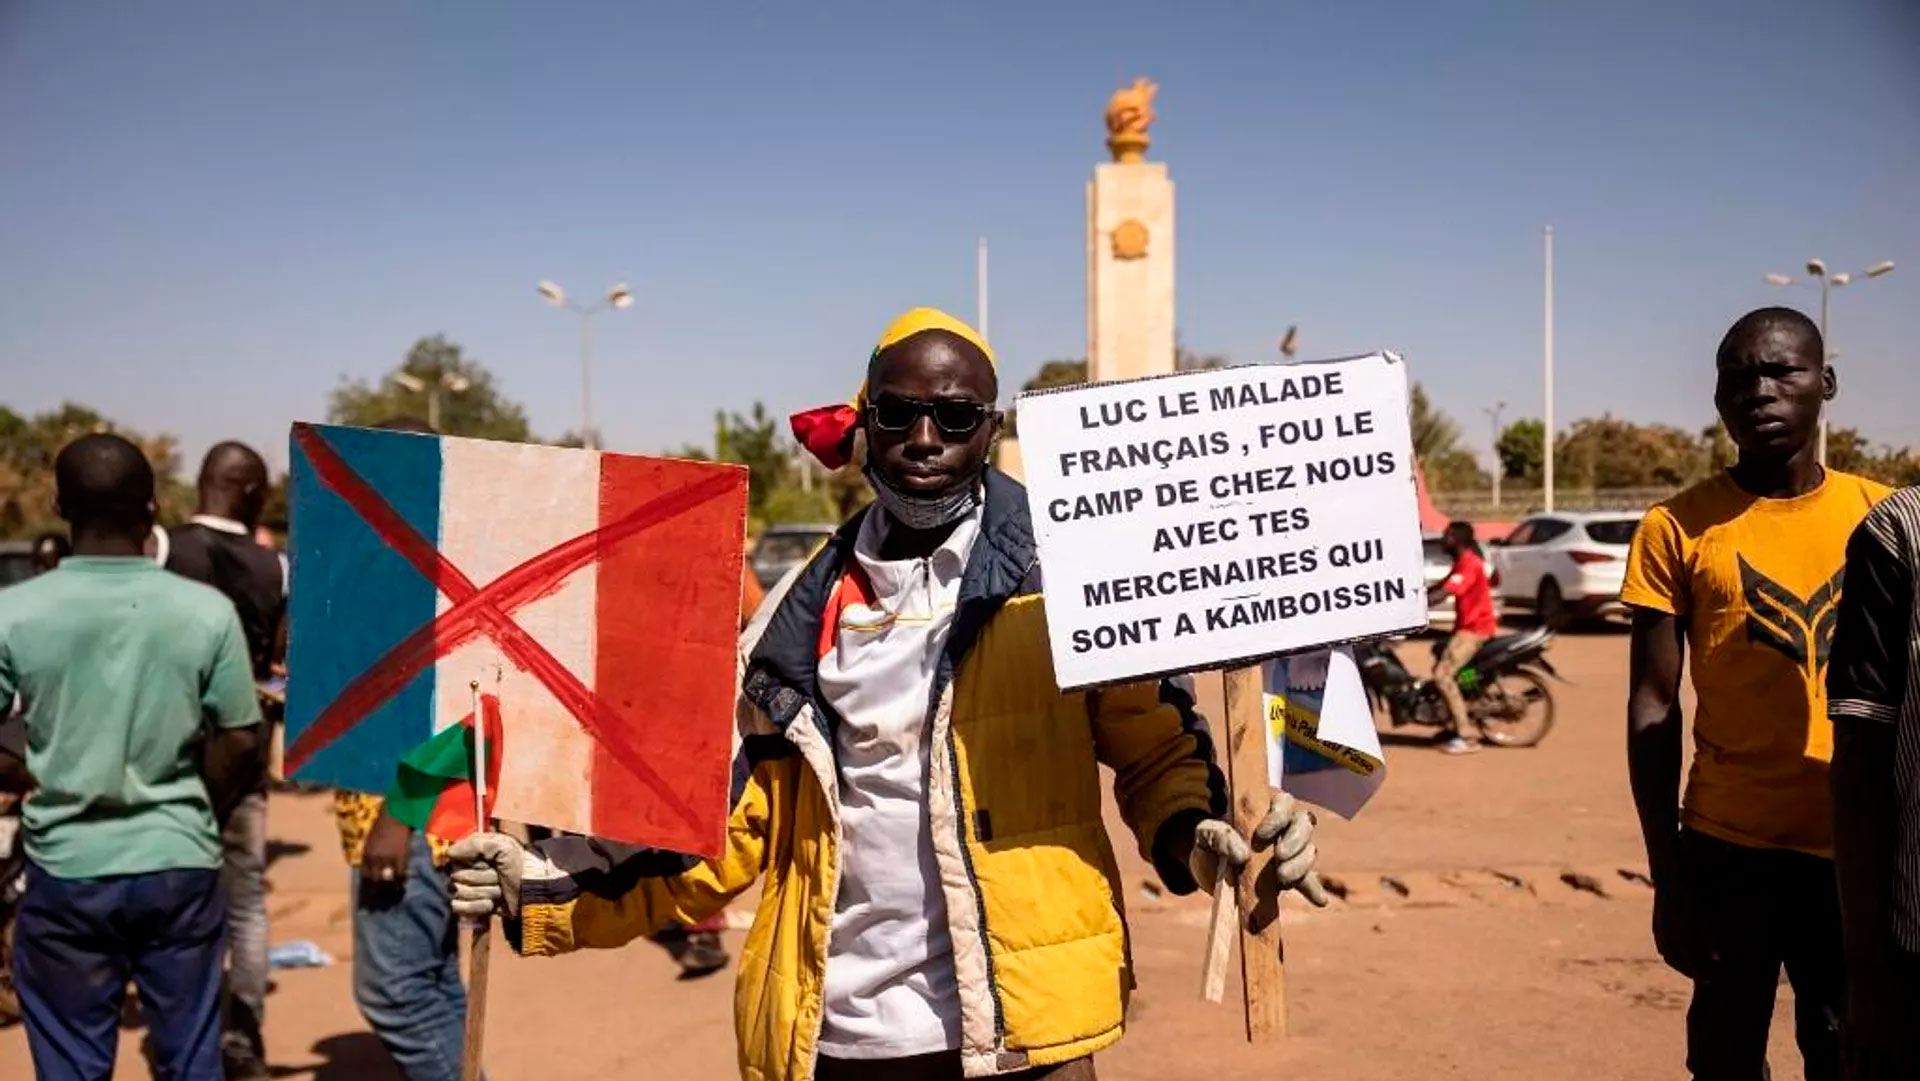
[391,370,471,432]
[1484,400,1507,510]
[1764,258,1896,465]
[538,280,635,450]
[1542,226,1555,513]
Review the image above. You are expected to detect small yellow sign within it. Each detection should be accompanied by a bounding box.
[1268,696,1381,777]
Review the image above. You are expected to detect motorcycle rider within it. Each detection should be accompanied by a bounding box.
[1428,521,1498,755]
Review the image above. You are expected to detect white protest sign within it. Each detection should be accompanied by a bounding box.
[1017,352,1427,690]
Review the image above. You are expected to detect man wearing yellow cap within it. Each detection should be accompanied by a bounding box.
[448,309,1326,1081]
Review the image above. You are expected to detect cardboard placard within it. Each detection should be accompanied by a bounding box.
[1017,353,1427,689]
[284,423,748,858]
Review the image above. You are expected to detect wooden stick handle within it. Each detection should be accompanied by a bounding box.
[460,678,491,1081]
[1201,874,1237,1003]
[461,922,492,1081]
[1224,663,1288,1041]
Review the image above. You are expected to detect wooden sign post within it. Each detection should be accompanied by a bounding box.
[1199,664,1288,1039]
[461,681,492,1081]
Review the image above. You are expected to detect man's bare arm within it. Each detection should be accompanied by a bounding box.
[201,723,266,825]
[0,752,31,795]
[0,714,30,794]
[1827,521,1910,1033]
[1627,607,1687,884]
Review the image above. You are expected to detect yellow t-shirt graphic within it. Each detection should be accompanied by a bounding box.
[1623,470,1890,856]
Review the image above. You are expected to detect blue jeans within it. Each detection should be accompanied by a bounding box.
[15,864,226,1081]
[352,833,468,1081]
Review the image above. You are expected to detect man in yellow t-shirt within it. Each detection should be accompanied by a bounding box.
[1624,307,1889,1081]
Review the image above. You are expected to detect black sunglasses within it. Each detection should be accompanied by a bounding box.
[867,395,994,437]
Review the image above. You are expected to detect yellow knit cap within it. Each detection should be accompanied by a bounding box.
[860,307,995,406]
[792,307,996,470]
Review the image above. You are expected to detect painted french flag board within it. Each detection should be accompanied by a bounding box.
[284,423,748,859]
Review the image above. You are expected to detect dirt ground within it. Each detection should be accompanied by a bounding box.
[1,630,1813,1080]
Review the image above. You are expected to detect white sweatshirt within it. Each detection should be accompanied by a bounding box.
[813,507,979,1060]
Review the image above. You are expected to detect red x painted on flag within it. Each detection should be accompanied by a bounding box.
[285,425,739,835]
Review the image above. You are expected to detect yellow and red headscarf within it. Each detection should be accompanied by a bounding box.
[789,307,996,469]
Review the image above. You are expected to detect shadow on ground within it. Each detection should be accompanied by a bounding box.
[269,1033,399,1081]
[266,840,313,868]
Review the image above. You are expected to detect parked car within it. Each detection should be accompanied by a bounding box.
[1490,511,1644,625]
[749,523,838,590]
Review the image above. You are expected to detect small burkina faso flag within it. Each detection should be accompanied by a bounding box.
[383,694,503,839]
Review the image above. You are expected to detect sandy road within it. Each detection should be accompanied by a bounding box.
[1,630,1812,1079]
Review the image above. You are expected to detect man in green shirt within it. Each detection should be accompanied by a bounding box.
[0,434,265,1081]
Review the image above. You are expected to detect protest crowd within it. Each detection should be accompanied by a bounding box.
[0,298,1917,1081]
[2,9,1917,1077]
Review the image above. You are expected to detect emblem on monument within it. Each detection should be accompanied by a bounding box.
[1111,219,1150,260]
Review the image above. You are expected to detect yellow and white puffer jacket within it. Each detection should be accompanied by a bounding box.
[509,470,1228,1080]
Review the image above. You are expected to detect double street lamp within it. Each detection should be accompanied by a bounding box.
[538,280,634,449]
[1764,258,1896,465]
[391,370,470,432]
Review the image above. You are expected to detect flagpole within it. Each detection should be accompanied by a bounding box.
[462,680,492,1081]
[469,680,488,837]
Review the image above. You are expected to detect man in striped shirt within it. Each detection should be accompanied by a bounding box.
[1829,484,1920,1079]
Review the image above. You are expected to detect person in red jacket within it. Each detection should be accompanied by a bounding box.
[1428,521,1499,755]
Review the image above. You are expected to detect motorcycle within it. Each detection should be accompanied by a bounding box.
[1354,626,1559,747]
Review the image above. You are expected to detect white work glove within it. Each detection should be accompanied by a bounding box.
[1188,791,1330,908]
[446,831,527,919]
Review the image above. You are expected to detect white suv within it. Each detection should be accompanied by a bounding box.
[1491,511,1644,625]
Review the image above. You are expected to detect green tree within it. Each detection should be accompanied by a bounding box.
[716,403,786,517]
[1701,422,1737,472]
[1864,450,1920,487]
[0,402,193,538]
[1175,347,1229,371]
[1023,359,1089,393]
[261,473,291,533]
[1409,384,1461,465]
[1827,427,1874,475]
[1496,419,1545,481]
[1409,383,1488,491]
[328,335,533,441]
[1829,426,1920,487]
[713,401,856,527]
[1555,416,1706,489]
[1005,359,1089,437]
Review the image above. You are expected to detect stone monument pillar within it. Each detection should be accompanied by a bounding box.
[996,78,1178,482]
[1088,77,1175,383]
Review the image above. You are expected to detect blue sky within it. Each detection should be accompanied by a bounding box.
[3,1,1916,474]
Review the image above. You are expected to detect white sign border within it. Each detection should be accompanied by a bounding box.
[1014,351,1432,692]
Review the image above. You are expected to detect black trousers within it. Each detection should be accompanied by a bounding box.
[1682,830,1844,1081]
